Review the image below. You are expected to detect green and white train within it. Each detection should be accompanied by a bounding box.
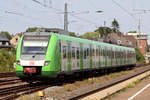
[15,30,136,81]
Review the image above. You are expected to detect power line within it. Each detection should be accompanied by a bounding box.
[70,14,98,26]
[112,0,136,20]
[32,1,98,30]
[112,0,150,33]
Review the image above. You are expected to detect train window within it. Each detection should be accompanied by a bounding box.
[113,50,114,59]
[92,49,95,56]
[103,49,105,57]
[109,49,111,58]
[87,48,89,57]
[84,48,87,59]
[96,49,99,56]
[100,48,102,56]
[76,48,80,59]
[72,47,75,60]
[99,46,101,57]
[67,43,71,59]
[63,46,67,59]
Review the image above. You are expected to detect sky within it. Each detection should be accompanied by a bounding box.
[0,0,150,40]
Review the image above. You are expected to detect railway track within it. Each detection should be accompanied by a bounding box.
[0,82,51,100]
[0,64,149,100]
[0,72,20,86]
[69,64,150,100]
[0,72,16,78]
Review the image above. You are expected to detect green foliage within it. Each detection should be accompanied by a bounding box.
[135,48,145,64]
[112,18,120,33]
[147,45,150,52]
[25,27,39,32]
[128,31,137,33]
[0,49,16,72]
[95,26,112,37]
[80,32,99,39]
[69,32,77,37]
[0,31,12,40]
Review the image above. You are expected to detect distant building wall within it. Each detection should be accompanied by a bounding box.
[139,39,147,55]
[127,32,147,55]
[10,34,22,48]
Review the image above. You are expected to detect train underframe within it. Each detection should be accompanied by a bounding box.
[18,64,135,83]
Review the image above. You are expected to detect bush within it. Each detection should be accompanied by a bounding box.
[0,49,16,72]
[135,48,145,64]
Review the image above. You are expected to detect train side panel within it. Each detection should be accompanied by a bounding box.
[16,36,24,78]
[42,34,61,78]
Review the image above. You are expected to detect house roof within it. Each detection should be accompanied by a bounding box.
[0,34,9,41]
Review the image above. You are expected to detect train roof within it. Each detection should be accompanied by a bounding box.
[53,33,135,51]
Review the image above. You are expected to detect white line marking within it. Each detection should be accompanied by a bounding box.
[128,83,150,100]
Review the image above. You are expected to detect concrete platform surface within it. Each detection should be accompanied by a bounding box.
[110,76,150,100]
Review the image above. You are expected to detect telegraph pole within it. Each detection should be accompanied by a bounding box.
[133,9,150,34]
[138,16,141,34]
[64,3,68,31]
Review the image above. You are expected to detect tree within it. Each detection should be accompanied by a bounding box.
[95,26,112,37]
[0,31,12,40]
[0,49,16,72]
[135,48,145,64]
[81,32,99,39]
[69,32,77,37]
[112,18,120,33]
[26,27,39,32]
[127,31,137,33]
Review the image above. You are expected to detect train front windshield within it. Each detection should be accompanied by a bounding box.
[21,36,50,54]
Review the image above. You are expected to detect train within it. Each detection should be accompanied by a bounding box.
[15,29,136,82]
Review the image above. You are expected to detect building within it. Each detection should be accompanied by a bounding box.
[0,34,11,49]
[125,35,137,48]
[101,32,134,47]
[127,32,147,55]
[10,34,22,48]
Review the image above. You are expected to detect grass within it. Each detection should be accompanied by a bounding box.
[46,70,130,99]
[19,69,138,100]
[102,79,143,100]
[63,84,76,91]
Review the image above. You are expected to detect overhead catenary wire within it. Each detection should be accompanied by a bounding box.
[31,0,99,29]
[112,0,150,33]
[112,0,136,20]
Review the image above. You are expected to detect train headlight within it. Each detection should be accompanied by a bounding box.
[44,61,50,66]
[16,61,20,66]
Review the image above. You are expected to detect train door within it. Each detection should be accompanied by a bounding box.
[76,47,80,70]
[86,47,90,69]
[96,46,99,68]
[71,46,76,70]
[101,47,104,67]
[67,42,72,71]
[98,46,101,68]
[92,45,96,68]
[112,47,114,67]
[61,45,67,71]
[83,46,87,69]
[107,47,110,67]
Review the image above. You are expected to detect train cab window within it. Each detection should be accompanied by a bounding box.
[76,48,80,59]
[84,48,87,59]
[72,47,75,60]
[63,46,67,59]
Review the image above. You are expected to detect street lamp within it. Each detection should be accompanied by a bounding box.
[96,10,103,13]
